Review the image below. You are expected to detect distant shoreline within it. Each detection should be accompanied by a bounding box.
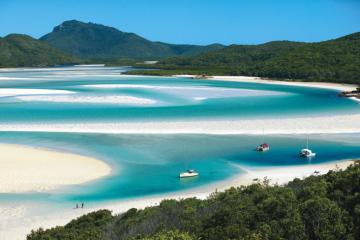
[0,65,358,89]
[196,75,357,92]
[121,72,359,91]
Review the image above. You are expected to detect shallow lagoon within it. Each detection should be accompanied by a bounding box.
[0,132,359,205]
[0,66,359,206]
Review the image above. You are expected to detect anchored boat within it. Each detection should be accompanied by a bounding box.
[180,169,199,178]
[300,137,316,158]
[256,143,270,152]
[256,129,270,151]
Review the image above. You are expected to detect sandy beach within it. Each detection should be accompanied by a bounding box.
[173,75,357,92]
[0,144,111,193]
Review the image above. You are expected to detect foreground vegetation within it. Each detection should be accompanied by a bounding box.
[128,33,360,84]
[28,161,360,240]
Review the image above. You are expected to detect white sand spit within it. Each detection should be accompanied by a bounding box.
[0,88,74,97]
[0,144,111,193]
[1,113,360,134]
[16,95,157,105]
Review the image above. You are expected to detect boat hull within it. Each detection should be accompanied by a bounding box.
[180,172,199,178]
[256,147,270,152]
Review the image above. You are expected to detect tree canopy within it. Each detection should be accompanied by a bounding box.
[129,32,360,84]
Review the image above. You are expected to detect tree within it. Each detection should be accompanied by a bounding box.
[300,197,354,240]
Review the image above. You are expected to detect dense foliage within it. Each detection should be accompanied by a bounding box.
[0,34,77,67]
[28,161,360,240]
[129,33,360,84]
[40,20,224,59]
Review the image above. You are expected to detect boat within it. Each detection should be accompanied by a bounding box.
[180,169,199,178]
[300,148,316,158]
[256,129,270,151]
[300,136,316,158]
[256,143,270,151]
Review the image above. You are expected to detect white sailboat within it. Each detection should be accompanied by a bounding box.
[300,136,316,158]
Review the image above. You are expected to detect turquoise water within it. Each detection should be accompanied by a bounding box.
[0,66,359,207]
[0,67,359,123]
[0,132,360,206]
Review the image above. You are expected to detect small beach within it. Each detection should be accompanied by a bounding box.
[0,144,111,193]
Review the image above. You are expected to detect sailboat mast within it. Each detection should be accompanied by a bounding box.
[306,136,309,149]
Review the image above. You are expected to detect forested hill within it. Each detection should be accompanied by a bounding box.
[0,34,77,67]
[40,20,225,59]
[135,32,360,84]
[28,161,360,240]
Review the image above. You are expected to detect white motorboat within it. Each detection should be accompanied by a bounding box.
[180,169,199,178]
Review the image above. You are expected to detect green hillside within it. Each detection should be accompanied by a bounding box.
[40,20,224,59]
[0,34,77,67]
[28,161,360,240]
[131,33,360,84]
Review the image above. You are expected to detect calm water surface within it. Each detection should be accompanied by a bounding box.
[0,66,359,206]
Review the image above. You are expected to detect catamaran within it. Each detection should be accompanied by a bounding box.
[300,136,316,158]
[180,169,199,178]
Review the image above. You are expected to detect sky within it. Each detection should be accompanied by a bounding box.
[0,0,360,45]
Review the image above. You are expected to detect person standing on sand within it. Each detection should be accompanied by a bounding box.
[81,203,84,208]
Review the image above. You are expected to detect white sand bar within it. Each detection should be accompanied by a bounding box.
[0,144,111,193]
[1,113,360,134]
[16,95,157,105]
[0,88,74,97]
